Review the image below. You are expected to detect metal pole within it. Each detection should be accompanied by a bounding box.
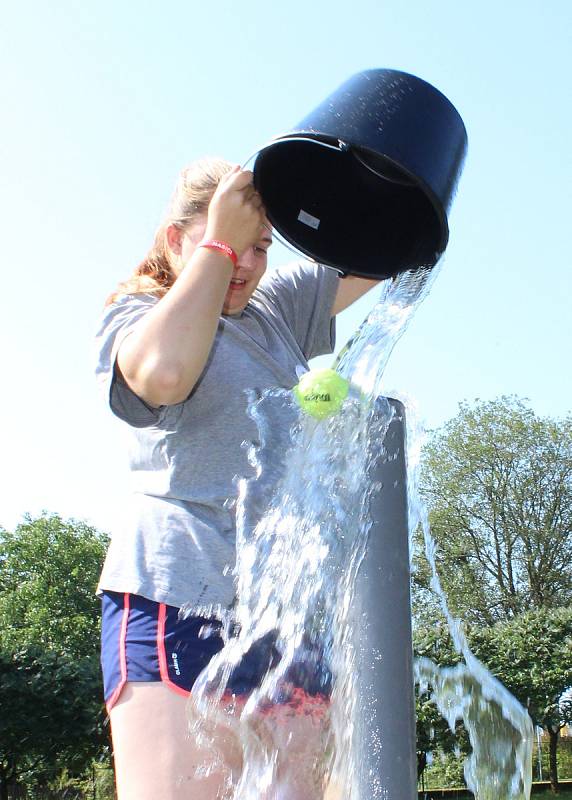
[352,398,417,799]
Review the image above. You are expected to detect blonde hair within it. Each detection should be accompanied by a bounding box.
[107,157,233,305]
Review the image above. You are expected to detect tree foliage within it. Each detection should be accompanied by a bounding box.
[0,513,109,798]
[468,608,572,732]
[0,513,108,656]
[414,609,572,793]
[412,398,572,791]
[418,397,572,625]
[469,607,572,792]
[0,643,108,798]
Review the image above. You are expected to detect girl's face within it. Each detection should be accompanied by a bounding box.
[176,218,273,316]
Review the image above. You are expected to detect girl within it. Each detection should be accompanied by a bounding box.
[94,158,377,799]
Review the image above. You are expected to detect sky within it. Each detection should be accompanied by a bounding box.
[1,0,570,534]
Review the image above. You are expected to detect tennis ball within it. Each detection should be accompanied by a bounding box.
[293,368,350,419]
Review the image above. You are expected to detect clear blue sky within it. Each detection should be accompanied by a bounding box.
[1,0,570,533]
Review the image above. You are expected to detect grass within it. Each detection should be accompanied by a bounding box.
[419,789,572,800]
[417,788,572,799]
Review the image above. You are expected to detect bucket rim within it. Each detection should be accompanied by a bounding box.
[253,135,450,265]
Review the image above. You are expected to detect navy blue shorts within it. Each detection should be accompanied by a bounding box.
[100,591,332,712]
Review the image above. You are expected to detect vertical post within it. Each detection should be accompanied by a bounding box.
[352,398,417,799]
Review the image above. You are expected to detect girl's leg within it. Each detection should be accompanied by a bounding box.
[109,682,241,800]
[271,711,331,800]
[110,682,336,800]
[244,702,333,800]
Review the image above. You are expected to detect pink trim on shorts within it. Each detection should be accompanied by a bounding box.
[105,592,130,713]
[157,603,191,698]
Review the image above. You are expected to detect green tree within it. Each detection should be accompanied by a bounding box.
[0,644,107,800]
[0,513,107,655]
[413,398,572,792]
[469,608,572,794]
[419,397,572,624]
[0,513,109,798]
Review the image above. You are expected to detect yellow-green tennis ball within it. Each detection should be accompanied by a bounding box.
[293,368,350,419]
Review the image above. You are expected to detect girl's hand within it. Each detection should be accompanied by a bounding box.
[204,166,267,257]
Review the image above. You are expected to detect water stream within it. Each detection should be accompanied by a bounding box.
[186,261,533,799]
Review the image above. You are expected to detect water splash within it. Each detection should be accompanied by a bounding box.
[189,386,394,798]
[187,261,533,799]
[334,265,435,394]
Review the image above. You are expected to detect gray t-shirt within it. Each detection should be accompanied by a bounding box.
[94,261,339,614]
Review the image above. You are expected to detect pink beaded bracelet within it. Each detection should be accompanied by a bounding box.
[197,239,238,267]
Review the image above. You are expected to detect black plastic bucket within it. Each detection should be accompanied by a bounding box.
[253,69,468,279]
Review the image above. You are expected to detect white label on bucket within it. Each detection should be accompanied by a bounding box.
[297,209,321,230]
